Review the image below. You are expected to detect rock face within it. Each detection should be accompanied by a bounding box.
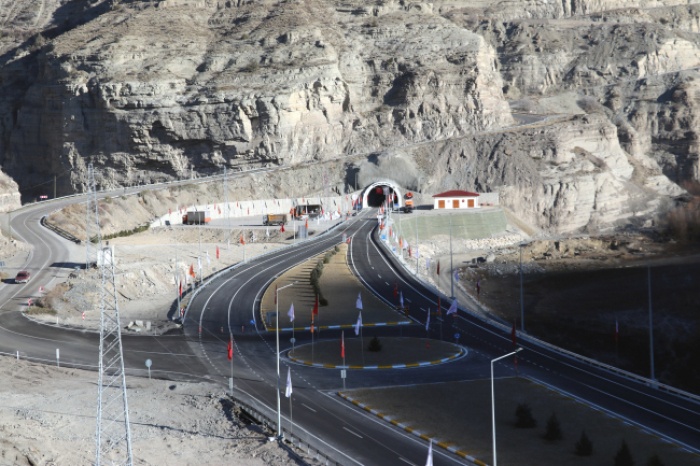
[406,114,678,234]
[0,170,21,212]
[2,0,698,233]
[0,0,512,195]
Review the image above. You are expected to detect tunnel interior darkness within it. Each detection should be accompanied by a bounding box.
[366,185,398,207]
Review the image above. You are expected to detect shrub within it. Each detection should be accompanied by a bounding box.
[514,403,536,428]
[244,60,259,73]
[646,454,664,466]
[575,431,593,456]
[241,33,249,40]
[577,96,604,114]
[614,440,634,466]
[368,335,382,352]
[323,254,331,264]
[335,245,340,252]
[319,297,328,306]
[543,412,562,441]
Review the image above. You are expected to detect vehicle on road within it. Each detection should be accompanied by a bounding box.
[403,192,414,213]
[182,211,211,225]
[263,213,290,226]
[14,271,30,283]
[294,204,323,219]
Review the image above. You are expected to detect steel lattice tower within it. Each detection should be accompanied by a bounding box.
[86,164,100,269]
[224,167,230,243]
[87,165,134,466]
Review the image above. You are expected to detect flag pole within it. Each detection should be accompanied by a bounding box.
[289,391,293,440]
[360,323,365,366]
[342,330,346,390]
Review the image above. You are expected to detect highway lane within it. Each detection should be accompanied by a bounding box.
[2,190,698,464]
[184,212,485,466]
[355,212,700,453]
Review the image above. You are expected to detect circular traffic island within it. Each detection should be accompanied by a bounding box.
[288,337,464,369]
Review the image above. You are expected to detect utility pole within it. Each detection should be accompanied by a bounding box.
[648,258,655,381]
[520,244,525,332]
[89,164,133,466]
[54,175,57,199]
[224,167,230,244]
[175,229,180,319]
[450,215,454,299]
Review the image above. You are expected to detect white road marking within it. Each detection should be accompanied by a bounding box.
[398,457,418,466]
[343,426,363,438]
[385,282,390,286]
[303,404,317,412]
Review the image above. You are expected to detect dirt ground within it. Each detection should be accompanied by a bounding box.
[456,234,700,394]
[344,377,699,466]
[0,355,321,466]
[262,243,410,330]
[288,337,462,367]
[30,226,293,332]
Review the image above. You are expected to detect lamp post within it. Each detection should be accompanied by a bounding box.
[633,254,655,381]
[519,243,525,332]
[450,215,454,299]
[492,348,523,466]
[276,281,297,438]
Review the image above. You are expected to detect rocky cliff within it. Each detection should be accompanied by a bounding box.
[2,0,699,233]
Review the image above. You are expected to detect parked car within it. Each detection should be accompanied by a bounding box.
[14,271,30,284]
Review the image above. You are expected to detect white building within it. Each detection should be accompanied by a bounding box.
[432,190,480,210]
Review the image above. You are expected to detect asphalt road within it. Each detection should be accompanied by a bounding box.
[0,191,698,466]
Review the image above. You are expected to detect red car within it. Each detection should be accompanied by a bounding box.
[14,271,30,284]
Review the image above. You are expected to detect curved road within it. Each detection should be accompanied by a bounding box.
[0,195,699,466]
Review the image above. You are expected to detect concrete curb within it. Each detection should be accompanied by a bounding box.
[288,347,465,369]
[337,392,489,466]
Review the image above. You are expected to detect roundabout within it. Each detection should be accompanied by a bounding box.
[287,336,466,369]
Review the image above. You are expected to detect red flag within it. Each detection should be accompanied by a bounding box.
[169,208,172,215]
[305,219,308,229]
[179,281,182,297]
[216,246,220,259]
[218,207,221,214]
[247,208,250,215]
[394,280,398,298]
[511,321,517,347]
[280,223,285,232]
[341,332,345,358]
[408,246,412,258]
[437,261,440,275]
[347,237,351,244]
[227,338,233,360]
[189,264,195,278]
[313,295,319,315]
[240,235,245,245]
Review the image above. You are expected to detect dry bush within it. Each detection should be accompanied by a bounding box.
[577,96,604,113]
[664,198,700,241]
[36,283,70,309]
[511,98,536,113]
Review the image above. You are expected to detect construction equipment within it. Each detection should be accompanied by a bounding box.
[263,213,290,226]
[403,192,414,213]
[182,211,211,225]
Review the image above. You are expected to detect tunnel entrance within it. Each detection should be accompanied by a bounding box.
[365,185,399,208]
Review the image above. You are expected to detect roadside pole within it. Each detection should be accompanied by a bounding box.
[450,215,454,299]
[520,243,524,332]
[648,258,655,381]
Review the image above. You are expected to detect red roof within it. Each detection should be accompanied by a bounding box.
[432,190,480,198]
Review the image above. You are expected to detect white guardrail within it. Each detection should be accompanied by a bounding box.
[375,219,700,406]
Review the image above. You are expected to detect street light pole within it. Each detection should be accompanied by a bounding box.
[492,348,523,466]
[520,244,524,332]
[450,215,454,299]
[276,281,297,439]
[647,258,655,381]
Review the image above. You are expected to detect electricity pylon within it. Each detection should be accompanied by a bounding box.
[87,164,134,466]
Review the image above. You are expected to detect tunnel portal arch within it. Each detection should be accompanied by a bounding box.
[361,181,403,208]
